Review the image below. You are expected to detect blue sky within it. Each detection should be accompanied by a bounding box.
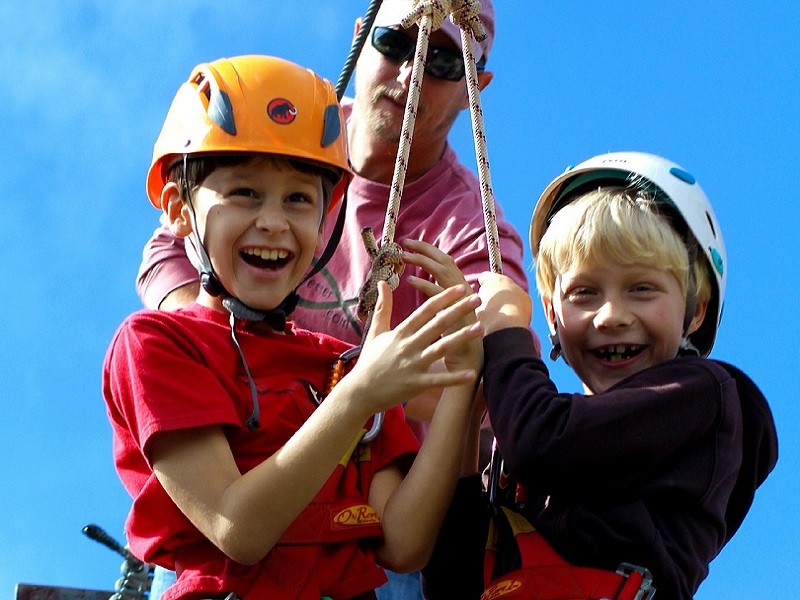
[1,1,797,598]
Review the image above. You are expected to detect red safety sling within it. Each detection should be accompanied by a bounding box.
[481,506,655,600]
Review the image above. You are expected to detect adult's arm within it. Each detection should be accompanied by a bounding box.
[136,219,197,309]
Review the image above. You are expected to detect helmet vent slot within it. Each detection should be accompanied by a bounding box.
[193,74,212,101]
[705,212,717,239]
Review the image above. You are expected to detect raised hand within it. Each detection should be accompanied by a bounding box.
[402,239,483,374]
[476,272,533,335]
[340,281,482,418]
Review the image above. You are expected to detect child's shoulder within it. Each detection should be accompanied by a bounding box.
[645,355,741,387]
[287,322,353,355]
[111,304,229,349]
[118,302,217,328]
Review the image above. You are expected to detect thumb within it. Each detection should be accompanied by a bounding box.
[364,281,393,344]
[477,271,493,286]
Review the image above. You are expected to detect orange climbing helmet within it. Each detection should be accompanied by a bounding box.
[146,54,352,212]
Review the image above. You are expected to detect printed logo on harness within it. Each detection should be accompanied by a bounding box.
[267,98,297,124]
[332,504,380,528]
[480,579,523,600]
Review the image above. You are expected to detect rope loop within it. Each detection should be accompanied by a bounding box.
[357,227,405,324]
[450,0,487,42]
[401,0,454,32]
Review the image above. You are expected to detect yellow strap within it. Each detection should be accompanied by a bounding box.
[339,428,368,467]
[500,506,536,536]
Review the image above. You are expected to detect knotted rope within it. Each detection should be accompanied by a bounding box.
[357,227,405,326]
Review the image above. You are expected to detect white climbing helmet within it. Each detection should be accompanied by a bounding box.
[530,151,727,357]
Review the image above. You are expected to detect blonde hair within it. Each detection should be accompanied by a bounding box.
[535,187,711,309]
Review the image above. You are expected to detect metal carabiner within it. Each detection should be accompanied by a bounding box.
[326,345,385,444]
[361,411,384,443]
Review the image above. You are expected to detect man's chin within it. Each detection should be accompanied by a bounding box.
[369,115,402,144]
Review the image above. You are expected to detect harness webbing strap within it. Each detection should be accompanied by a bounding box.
[482,508,655,600]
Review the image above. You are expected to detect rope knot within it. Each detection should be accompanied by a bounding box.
[357,227,405,323]
[401,0,454,32]
[450,0,487,42]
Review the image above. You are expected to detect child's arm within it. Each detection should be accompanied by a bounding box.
[149,283,481,566]
[365,240,485,572]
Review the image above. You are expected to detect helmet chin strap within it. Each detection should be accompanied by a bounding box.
[679,241,701,357]
[548,329,563,362]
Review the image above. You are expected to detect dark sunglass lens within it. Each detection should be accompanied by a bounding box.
[425,48,464,81]
[373,26,472,81]
[372,27,414,62]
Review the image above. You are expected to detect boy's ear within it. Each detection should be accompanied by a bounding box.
[541,295,557,333]
[316,225,325,252]
[162,183,193,239]
[686,297,710,335]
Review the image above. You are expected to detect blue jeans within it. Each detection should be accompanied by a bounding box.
[149,565,177,600]
[375,570,423,600]
[149,565,423,600]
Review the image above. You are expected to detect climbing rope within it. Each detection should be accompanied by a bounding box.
[452,2,503,275]
[339,1,501,445]
[381,1,445,248]
[357,227,405,326]
[357,0,502,327]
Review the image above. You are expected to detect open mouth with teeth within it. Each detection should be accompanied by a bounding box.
[592,344,644,362]
[241,247,291,270]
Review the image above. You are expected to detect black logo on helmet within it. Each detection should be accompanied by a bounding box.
[267,98,297,124]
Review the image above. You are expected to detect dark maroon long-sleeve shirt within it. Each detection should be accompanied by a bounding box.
[422,327,777,600]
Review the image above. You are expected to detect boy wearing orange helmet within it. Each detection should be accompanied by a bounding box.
[421,153,777,599]
[103,55,484,600]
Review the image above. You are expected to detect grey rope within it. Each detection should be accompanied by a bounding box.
[335,0,385,99]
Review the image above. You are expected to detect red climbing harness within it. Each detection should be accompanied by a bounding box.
[482,506,655,600]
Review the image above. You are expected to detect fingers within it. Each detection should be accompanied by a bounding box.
[398,288,483,363]
[364,281,393,346]
[477,271,506,293]
[420,317,483,366]
[476,272,533,334]
[397,284,474,337]
[402,239,470,291]
[406,274,444,298]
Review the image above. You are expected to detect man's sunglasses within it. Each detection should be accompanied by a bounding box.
[371,26,486,82]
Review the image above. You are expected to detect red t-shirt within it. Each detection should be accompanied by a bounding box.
[103,303,419,599]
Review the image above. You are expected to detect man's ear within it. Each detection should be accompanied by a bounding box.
[459,70,494,110]
[162,182,193,239]
[353,16,363,41]
[477,70,494,92]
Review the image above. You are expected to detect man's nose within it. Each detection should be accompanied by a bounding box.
[396,59,414,88]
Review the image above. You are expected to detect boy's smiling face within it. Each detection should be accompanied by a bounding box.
[175,156,325,313]
[544,258,706,395]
